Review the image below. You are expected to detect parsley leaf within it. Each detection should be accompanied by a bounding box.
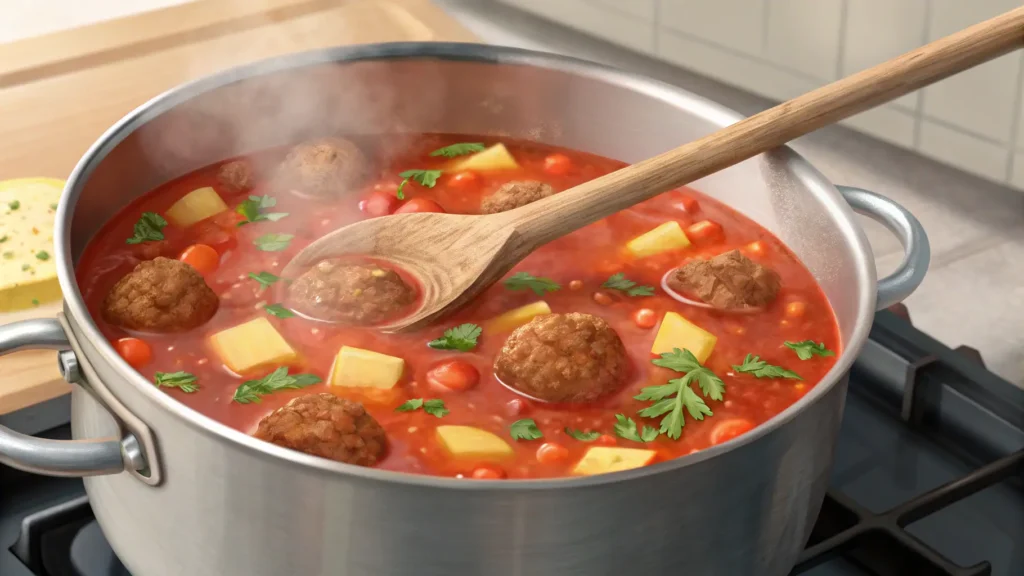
[634,348,724,439]
[785,340,836,361]
[9,200,20,210]
[125,212,167,244]
[35,251,50,261]
[0,235,8,243]
[248,271,280,290]
[602,273,655,297]
[395,398,450,418]
[564,427,601,442]
[154,371,199,393]
[232,367,321,404]
[613,414,659,443]
[253,233,293,252]
[732,353,802,380]
[504,272,560,296]
[509,418,543,441]
[236,195,288,226]
[427,323,482,352]
[396,169,442,200]
[264,304,294,318]
[429,142,486,158]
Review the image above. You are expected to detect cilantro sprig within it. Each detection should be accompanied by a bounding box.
[785,340,836,360]
[510,418,543,441]
[248,271,280,291]
[263,304,294,318]
[504,272,560,296]
[732,354,801,380]
[154,371,198,393]
[253,233,293,252]
[232,367,321,403]
[564,428,601,442]
[430,143,485,158]
[614,414,659,443]
[634,348,724,439]
[602,273,655,297]
[395,398,449,418]
[396,169,442,200]
[126,212,167,244]
[427,323,482,352]
[236,194,288,226]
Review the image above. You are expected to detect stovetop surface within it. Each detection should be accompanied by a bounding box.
[2,311,1022,576]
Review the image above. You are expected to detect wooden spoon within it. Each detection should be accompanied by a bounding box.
[283,6,1024,332]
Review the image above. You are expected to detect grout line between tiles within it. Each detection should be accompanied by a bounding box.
[761,0,771,54]
[834,0,849,80]
[912,0,933,150]
[1003,51,1024,182]
[651,0,660,55]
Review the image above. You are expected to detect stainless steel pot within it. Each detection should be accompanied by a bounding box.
[0,43,929,576]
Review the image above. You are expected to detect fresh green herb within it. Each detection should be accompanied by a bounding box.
[50,203,58,210]
[2,252,13,260]
[35,250,49,261]
[429,142,486,158]
[21,264,31,271]
[248,271,280,291]
[154,371,199,393]
[634,348,724,439]
[427,323,482,352]
[395,398,449,418]
[509,418,543,441]
[8,200,20,210]
[232,367,321,403]
[263,304,294,318]
[125,212,167,244]
[785,340,836,361]
[31,299,39,306]
[614,414,659,443]
[253,233,293,252]
[602,272,655,297]
[732,354,802,380]
[504,272,560,296]
[395,169,442,200]
[0,235,8,243]
[564,427,601,442]
[236,195,288,226]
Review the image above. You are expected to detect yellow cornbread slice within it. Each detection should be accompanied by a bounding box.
[0,178,64,312]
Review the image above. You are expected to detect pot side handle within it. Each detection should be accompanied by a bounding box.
[836,186,930,310]
[0,318,127,476]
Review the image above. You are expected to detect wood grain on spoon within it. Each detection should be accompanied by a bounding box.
[284,5,1024,332]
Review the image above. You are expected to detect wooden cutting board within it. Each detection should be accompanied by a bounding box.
[0,0,478,415]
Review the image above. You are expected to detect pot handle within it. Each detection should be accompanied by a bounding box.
[0,318,130,477]
[836,186,930,310]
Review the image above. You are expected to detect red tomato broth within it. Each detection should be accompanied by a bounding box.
[77,134,841,479]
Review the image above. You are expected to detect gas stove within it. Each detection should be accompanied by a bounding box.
[2,310,1022,576]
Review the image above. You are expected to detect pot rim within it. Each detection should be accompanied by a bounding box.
[56,42,876,490]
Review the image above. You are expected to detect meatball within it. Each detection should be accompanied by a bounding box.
[217,159,254,191]
[274,137,368,198]
[494,313,627,403]
[668,249,780,309]
[103,257,218,332]
[254,393,386,466]
[480,180,555,214]
[287,260,415,325]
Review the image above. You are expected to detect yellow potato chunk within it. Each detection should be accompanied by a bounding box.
[651,311,717,363]
[329,346,405,389]
[436,426,514,459]
[625,221,691,259]
[452,143,519,171]
[210,317,296,373]
[486,301,551,333]
[573,447,657,476]
[165,186,228,228]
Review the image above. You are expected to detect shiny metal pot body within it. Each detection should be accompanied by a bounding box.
[0,43,929,576]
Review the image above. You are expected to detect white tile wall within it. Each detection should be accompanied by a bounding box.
[497,0,1024,192]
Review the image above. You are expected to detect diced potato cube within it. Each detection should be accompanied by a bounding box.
[210,317,296,373]
[573,447,657,476]
[651,312,717,363]
[329,346,405,389]
[452,143,519,171]
[625,221,691,259]
[486,301,551,333]
[165,187,228,228]
[436,425,514,459]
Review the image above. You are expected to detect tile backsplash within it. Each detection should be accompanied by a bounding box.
[496,0,1024,192]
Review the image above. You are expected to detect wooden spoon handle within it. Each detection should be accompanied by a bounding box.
[504,5,1024,247]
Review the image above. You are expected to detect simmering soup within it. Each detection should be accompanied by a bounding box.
[78,134,840,479]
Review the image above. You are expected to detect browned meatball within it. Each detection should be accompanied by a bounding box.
[494,313,627,403]
[254,393,386,466]
[287,260,415,325]
[668,249,780,309]
[217,159,254,191]
[103,257,218,332]
[480,181,554,214]
[274,137,368,198]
